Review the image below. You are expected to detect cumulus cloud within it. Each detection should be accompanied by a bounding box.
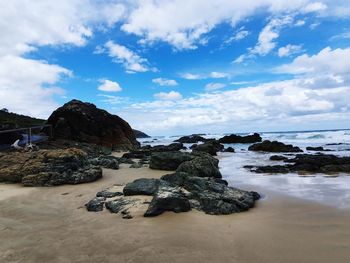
[121,0,329,50]
[0,55,71,118]
[278,44,303,57]
[181,71,229,80]
[154,91,183,100]
[205,83,227,91]
[152,78,178,86]
[98,79,122,92]
[99,41,155,73]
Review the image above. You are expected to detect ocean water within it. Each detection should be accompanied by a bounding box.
[139,129,350,208]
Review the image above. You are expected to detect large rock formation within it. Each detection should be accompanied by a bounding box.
[133,129,150,138]
[0,148,103,186]
[175,134,209,143]
[248,140,302,152]
[219,133,262,144]
[47,100,139,150]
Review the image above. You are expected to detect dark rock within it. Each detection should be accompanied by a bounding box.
[133,129,150,138]
[176,153,222,178]
[144,184,191,217]
[150,143,184,152]
[85,197,106,212]
[219,133,262,144]
[306,146,331,151]
[130,163,143,168]
[46,99,139,150]
[0,132,23,145]
[149,152,193,171]
[123,178,161,196]
[175,135,209,143]
[248,140,303,153]
[270,155,288,161]
[105,198,134,213]
[89,155,119,169]
[223,147,235,153]
[161,172,189,186]
[122,151,149,159]
[96,190,123,198]
[192,140,224,156]
[252,165,290,174]
[189,144,197,149]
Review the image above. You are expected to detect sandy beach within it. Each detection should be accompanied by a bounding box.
[1,162,349,263]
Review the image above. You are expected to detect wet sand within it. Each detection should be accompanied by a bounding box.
[1,165,350,263]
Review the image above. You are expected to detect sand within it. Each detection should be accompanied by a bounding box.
[1,164,350,263]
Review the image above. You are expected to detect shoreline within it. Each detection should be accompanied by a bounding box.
[1,163,350,263]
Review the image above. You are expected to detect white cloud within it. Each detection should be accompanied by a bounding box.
[121,0,329,50]
[233,54,246,64]
[154,91,183,100]
[98,94,129,105]
[152,78,178,86]
[295,20,306,26]
[225,27,250,44]
[100,41,155,73]
[181,71,229,80]
[205,83,227,91]
[277,47,350,75]
[303,2,328,13]
[98,79,122,92]
[121,79,350,134]
[0,55,71,118]
[278,44,303,57]
[250,16,294,56]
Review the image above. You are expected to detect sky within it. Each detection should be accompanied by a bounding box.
[1,0,350,135]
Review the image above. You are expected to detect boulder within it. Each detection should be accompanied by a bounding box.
[175,134,208,143]
[176,153,222,178]
[248,140,303,152]
[105,198,134,213]
[85,197,106,212]
[270,155,288,161]
[192,140,224,156]
[89,155,119,169]
[219,133,262,144]
[96,190,123,198]
[46,100,139,150]
[123,178,161,196]
[149,152,194,170]
[0,148,102,186]
[223,147,235,153]
[306,146,331,152]
[144,184,191,217]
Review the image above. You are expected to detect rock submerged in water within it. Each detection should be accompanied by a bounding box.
[175,134,209,143]
[248,140,303,153]
[218,133,262,144]
[247,153,350,174]
[0,148,110,186]
[192,140,224,156]
[46,99,139,150]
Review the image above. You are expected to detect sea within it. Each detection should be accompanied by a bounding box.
[138,129,350,209]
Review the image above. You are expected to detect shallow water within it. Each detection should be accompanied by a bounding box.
[140,129,350,209]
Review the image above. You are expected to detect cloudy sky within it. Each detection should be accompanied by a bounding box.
[1,0,350,135]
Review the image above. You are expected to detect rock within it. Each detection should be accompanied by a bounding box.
[175,135,209,143]
[130,163,143,168]
[149,152,193,171]
[85,197,106,212]
[150,143,184,152]
[96,190,123,198]
[123,178,161,196]
[0,148,103,186]
[133,129,150,138]
[0,132,23,145]
[122,151,148,159]
[223,147,235,153]
[192,140,224,156]
[176,153,222,178]
[306,146,331,151]
[89,155,119,169]
[144,184,191,217]
[46,99,139,150]
[248,140,303,152]
[270,155,288,161]
[105,198,134,213]
[251,165,290,174]
[219,133,262,144]
[160,172,189,186]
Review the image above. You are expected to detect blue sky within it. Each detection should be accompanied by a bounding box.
[1,1,350,135]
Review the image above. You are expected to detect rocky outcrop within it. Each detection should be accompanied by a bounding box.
[149,152,194,170]
[133,129,150,138]
[306,146,331,151]
[192,140,224,156]
[123,178,161,196]
[0,148,105,186]
[219,133,262,144]
[223,147,235,153]
[248,140,303,152]
[175,134,209,143]
[47,100,139,150]
[85,197,106,212]
[247,154,350,174]
[270,155,288,161]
